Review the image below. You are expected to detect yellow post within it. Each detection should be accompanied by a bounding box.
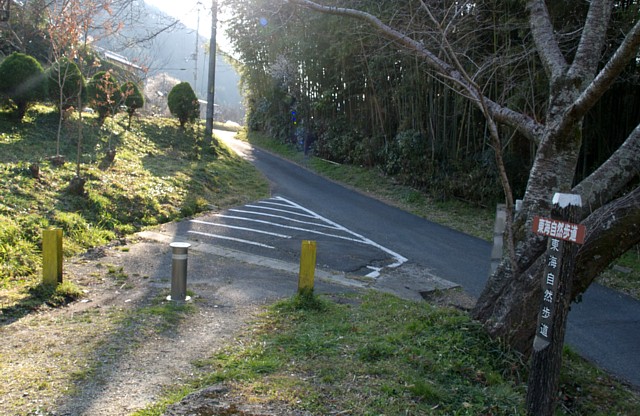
[298,240,317,295]
[43,228,63,286]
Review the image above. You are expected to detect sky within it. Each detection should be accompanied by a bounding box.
[144,0,218,39]
[144,0,235,53]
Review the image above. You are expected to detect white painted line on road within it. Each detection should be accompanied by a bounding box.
[212,214,368,244]
[244,204,317,219]
[366,266,382,278]
[229,209,341,230]
[255,199,299,209]
[188,230,275,249]
[190,219,292,239]
[274,196,408,268]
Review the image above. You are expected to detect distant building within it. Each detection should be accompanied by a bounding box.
[94,46,144,73]
[197,99,219,120]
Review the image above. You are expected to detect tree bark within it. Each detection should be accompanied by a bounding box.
[572,186,640,297]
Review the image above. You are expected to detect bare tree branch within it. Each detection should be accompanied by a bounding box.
[568,0,613,84]
[118,19,180,49]
[571,18,640,119]
[527,0,567,81]
[573,185,640,297]
[572,122,640,216]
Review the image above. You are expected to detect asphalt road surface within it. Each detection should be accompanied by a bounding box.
[161,195,406,277]
[215,130,640,389]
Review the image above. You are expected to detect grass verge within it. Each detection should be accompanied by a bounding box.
[136,291,640,415]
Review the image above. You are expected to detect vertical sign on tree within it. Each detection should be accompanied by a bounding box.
[526,194,587,416]
[531,215,586,351]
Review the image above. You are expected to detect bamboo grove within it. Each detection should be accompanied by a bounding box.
[225,0,640,207]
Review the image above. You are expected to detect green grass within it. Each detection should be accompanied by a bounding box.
[135,292,640,415]
[0,105,268,320]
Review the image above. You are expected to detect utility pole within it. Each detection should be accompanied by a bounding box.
[193,6,199,91]
[204,0,217,144]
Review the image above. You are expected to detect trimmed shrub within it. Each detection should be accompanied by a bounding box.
[120,81,144,128]
[167,82,200,128]
[0,52,47,120]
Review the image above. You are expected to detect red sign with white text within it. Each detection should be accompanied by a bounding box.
[532,216,586,244]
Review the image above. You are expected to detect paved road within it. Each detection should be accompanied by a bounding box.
[215,130,640,389]
[160,196,406,277]
[221,132,490,294]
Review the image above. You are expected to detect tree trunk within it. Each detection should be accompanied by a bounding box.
[525,194,581,416]
[104,149,117,164]
[67,175,86,196]
[29,162,40,179]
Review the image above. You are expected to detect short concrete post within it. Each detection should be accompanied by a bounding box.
[298,240,317,295]
[43,228,63,286]
[168,242,191,302]
[489,204,506,276]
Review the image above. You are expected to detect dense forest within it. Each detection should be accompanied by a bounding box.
[225,0,640,207]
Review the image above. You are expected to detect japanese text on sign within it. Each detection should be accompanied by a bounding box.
[533,216,586,244]
[533,237,564,350]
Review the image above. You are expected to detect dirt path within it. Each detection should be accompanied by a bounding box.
[0,238,289,416]
[55,286,260,415]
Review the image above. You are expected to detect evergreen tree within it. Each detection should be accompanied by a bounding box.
[0,52,46,120]
[121,81,145,129]
[167,82,200,128]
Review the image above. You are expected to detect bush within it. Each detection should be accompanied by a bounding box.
[314,119,362,164]
[387,130,434,188]
[0,52,46,120]
[87,70,121,124]
[120,81,144,128]
[46,57,85,111]
[167,82,200,128]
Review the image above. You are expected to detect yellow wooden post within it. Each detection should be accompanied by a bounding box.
[43,228,63,286]
[298,240,317,295]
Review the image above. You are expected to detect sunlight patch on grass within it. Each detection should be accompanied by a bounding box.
[0,108,268,289]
